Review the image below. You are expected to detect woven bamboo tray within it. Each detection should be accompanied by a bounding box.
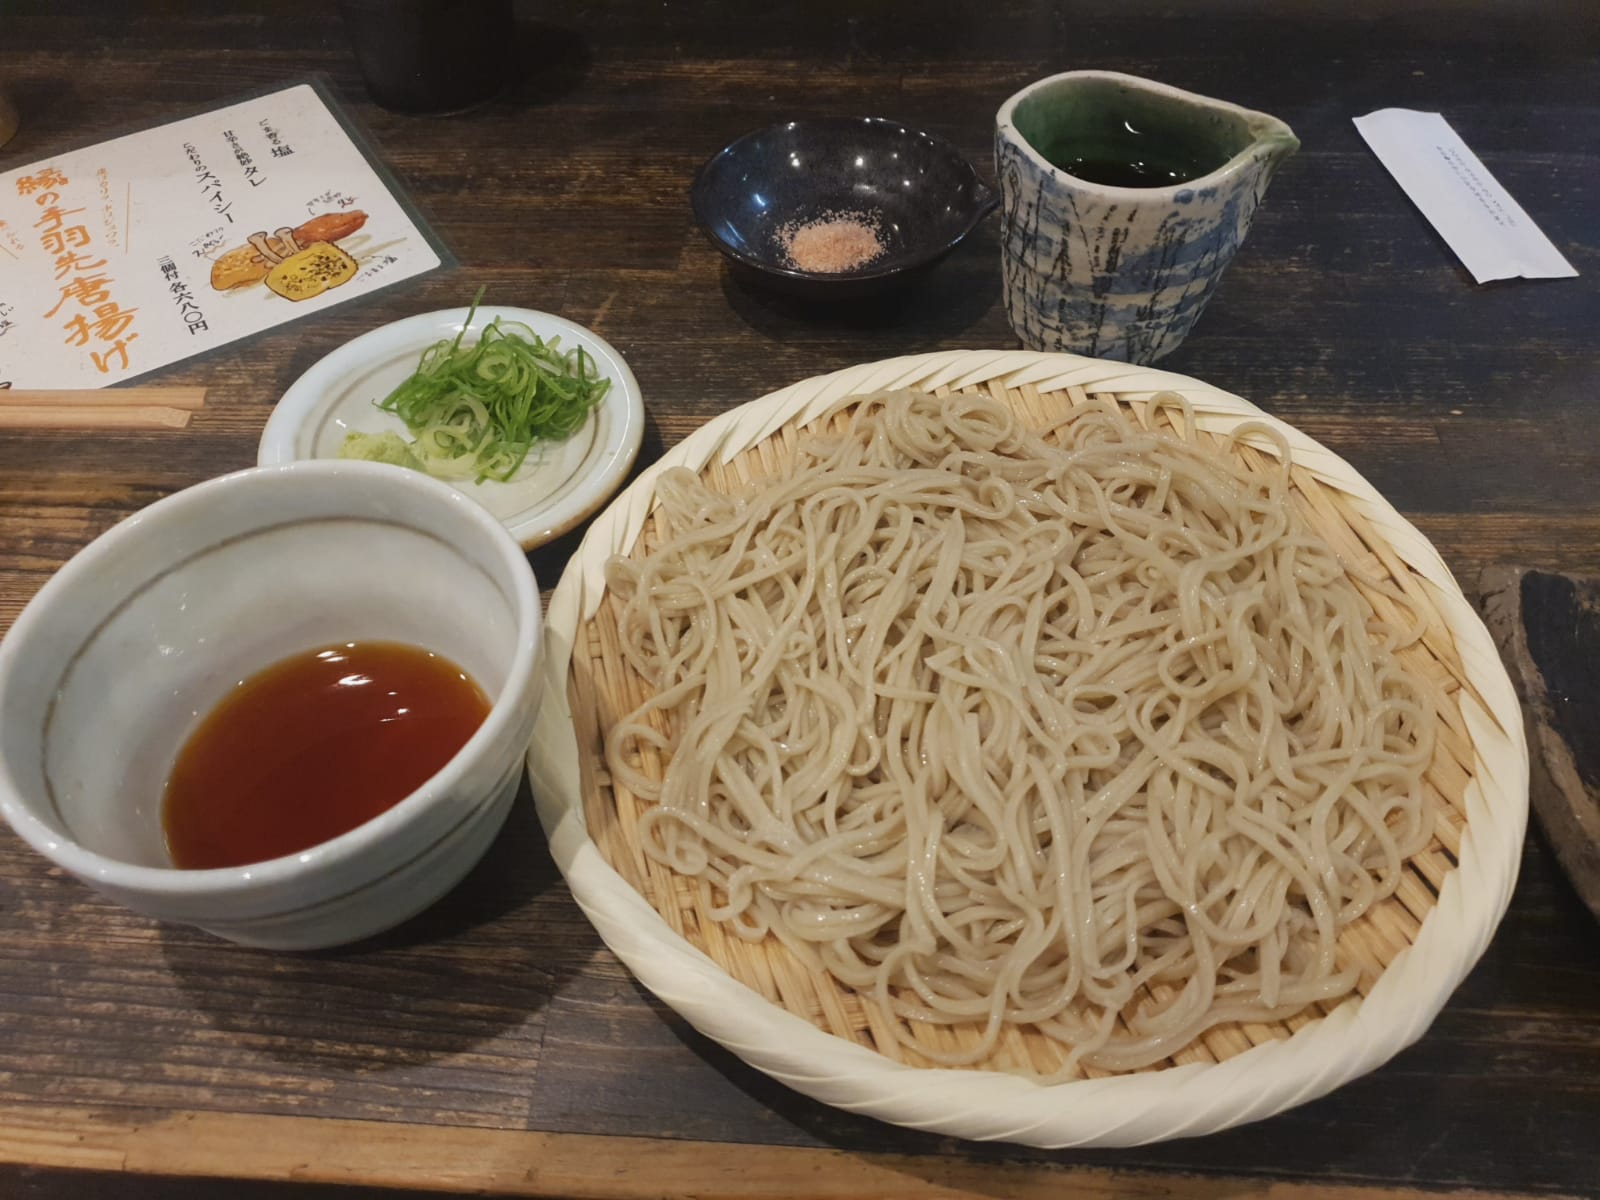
[527,350,1527,1148]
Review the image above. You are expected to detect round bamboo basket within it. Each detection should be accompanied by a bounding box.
[528,350,1527,1148]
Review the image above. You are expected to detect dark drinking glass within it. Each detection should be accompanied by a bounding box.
[338,0,516,115]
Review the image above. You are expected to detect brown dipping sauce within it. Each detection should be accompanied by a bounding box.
[163,641,491,870]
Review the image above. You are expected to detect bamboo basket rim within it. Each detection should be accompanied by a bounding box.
[527,349,1528,1149]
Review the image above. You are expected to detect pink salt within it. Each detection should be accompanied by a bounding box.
[780,214,886,274]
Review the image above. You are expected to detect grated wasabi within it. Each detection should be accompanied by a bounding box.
[338,430,427,471]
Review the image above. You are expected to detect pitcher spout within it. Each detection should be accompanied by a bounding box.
[1247,115,1300,167]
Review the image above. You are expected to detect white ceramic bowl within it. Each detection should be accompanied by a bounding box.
[257,306,645,550]
[0,460,542,949]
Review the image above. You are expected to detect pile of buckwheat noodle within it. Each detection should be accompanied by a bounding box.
[604,389,1436,1075]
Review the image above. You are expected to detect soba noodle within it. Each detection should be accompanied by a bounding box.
[603,389,1435,1074]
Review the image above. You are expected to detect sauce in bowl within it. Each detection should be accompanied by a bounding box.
[163,641,490,870]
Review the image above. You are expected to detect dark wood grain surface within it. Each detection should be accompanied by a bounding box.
[2,1,1598,1196]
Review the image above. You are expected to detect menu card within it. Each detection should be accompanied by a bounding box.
[0,81,446,389]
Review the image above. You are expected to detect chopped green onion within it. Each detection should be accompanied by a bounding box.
[366,290,612,484]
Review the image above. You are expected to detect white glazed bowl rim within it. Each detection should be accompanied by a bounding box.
[0,458,541,900]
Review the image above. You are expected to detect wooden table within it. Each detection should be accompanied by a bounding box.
[3,2,1598,1196]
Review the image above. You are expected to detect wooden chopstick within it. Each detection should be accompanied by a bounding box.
[0,386,208,410]
[0,405,194,430]
[0,386,206,431]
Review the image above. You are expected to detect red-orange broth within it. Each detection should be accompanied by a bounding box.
[163,641,491,870]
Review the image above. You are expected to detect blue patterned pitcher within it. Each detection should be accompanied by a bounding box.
[996,71,1298,364]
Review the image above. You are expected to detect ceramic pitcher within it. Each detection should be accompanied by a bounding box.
[996,71,1298,364]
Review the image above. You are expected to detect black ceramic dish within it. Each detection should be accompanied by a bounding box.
[691,117,999,300]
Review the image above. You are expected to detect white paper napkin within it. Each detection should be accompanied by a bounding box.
[1354,108,1577,284]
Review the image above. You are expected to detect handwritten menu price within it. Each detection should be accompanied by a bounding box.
[0,82,443,389]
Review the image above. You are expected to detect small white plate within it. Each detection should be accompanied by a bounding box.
[259,307,644,549]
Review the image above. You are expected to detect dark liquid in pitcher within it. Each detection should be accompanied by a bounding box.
[1031,119,1230,188]
[1050,150,1215,188]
